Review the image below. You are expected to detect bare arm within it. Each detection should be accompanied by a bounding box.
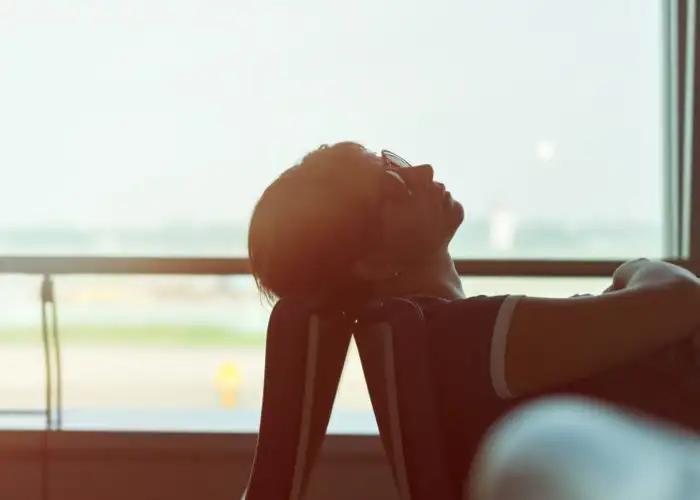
[504,260,700,397]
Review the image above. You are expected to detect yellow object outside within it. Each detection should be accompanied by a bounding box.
[216,362,242,408]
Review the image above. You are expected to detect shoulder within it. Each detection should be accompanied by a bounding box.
[416,294,525,340]
[422,294,523,319]
[412,294,525,400]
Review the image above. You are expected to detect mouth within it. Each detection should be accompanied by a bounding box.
[442,190,453,209]
[430,182,454,210]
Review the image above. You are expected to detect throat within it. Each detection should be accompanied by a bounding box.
[402,277,465,301]
[382,256,465,301]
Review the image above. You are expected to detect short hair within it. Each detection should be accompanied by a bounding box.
[248,142,381,304]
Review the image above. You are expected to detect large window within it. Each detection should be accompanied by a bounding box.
[0,0,665,259]
[0,274,610,433]
[0,0,679,434]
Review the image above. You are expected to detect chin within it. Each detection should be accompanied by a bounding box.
[445,199,465,236]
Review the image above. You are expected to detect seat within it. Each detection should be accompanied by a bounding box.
[242,297,352,500]
[353,297,457,500]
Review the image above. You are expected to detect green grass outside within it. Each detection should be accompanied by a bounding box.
[0,324,267,347]
[0,278,611,347]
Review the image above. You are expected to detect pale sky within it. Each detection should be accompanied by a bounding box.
[0,0,663,228]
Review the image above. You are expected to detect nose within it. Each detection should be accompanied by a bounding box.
[404,164,434,186]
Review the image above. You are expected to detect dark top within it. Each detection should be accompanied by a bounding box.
[415,294,700,483]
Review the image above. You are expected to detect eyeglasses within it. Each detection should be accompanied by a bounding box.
[381,149,412,169]
[380,149,415,199]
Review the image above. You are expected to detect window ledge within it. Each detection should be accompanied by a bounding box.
[0,409,384,461]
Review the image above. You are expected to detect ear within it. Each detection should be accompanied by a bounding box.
[353,258,398,283]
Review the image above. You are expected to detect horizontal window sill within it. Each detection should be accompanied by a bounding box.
[0,409,384,461]
[0,409,379,434]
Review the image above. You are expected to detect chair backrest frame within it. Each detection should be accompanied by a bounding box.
[243,298,352,500]
[354,297,458,500]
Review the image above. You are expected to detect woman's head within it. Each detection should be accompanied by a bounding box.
[248,142,464,302]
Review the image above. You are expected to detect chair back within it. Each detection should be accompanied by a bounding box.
[354,297,457,500]
[243,297,352,500]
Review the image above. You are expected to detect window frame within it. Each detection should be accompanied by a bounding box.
[0,0,695,444]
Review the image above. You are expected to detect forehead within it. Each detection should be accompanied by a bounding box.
[356,147,384,169]
[349,149,405,193]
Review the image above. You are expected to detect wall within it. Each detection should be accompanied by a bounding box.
[0,432,398,500]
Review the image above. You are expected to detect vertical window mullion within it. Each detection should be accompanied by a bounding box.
[665,0,685,258]
[685,0,700,260]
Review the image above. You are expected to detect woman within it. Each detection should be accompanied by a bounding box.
[248,141,700,400]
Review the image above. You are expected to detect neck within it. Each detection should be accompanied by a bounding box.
[379,252,465,301]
